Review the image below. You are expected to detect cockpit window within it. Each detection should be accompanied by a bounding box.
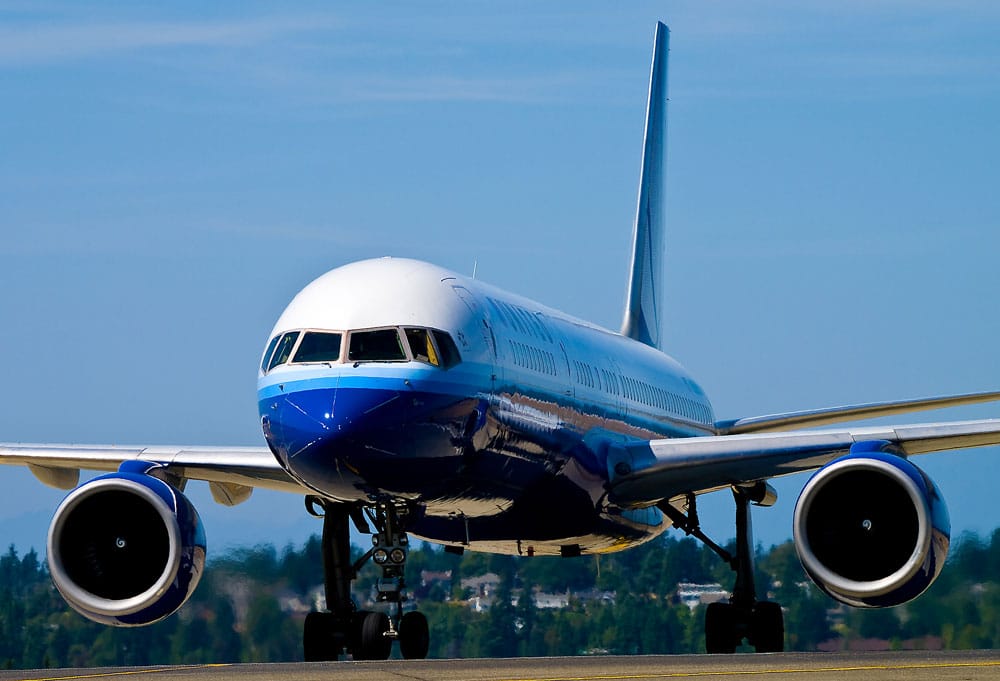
[404,328,440,366]
[432,330,461,368]
[348,329,406,362]
[260,335,281,373]
[267,331,300,372]
[292,331,343,364]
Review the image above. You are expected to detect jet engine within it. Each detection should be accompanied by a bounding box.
[47,467,206,626]
[792,442,949,608]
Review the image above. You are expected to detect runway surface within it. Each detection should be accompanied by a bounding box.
[3,650,1000,681]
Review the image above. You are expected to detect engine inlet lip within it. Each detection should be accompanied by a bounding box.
[47,477,182,617]
[793,457,930,601]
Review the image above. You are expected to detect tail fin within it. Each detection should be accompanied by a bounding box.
[621,22,669,350]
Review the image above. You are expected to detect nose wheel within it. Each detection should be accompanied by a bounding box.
[303,497,429,661]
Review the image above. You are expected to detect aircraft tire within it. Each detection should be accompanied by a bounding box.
[750,601,784,653]
[705,602,737,654]
[399,611,430,659]
[303,611,337,662]
[356,611,392,660]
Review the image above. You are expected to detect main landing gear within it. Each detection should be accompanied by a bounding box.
[302,496,430,661]
[660,485,785,654]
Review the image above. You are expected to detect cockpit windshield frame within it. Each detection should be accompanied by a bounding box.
[267,331,300,372]
[291,330,344,365]
[347,328,408,363]
[260,325,462,374]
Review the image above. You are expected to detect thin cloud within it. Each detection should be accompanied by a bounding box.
[0,15,339,65]
[339,70,622,104]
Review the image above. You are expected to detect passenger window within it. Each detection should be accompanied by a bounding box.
[348,329,406,362]
[489,299,510,327]
[261,335,281,372]
[267,331,300,372]
[293,331,343,363]
[505,304,524,334]
[536,315,553,343]
[405,328,440,366]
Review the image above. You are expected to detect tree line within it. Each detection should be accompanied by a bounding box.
[3,528,1000,667]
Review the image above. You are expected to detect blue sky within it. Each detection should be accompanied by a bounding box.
[1,1,999,555]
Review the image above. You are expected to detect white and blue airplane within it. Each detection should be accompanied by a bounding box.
[3,22,1000,660]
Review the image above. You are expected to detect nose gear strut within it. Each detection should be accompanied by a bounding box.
[302,496,429,661]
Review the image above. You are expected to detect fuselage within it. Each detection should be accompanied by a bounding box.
[257,257,715,556]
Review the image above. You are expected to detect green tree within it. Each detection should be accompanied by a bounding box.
[482,560,517,657]
[243,593,299,662]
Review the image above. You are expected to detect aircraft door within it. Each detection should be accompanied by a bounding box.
[557,342,574,399]
[607,356,627,418]
[451,285,501,386]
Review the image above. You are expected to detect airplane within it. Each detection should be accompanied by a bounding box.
[3,21,1000,660]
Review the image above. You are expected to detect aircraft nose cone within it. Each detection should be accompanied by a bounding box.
[260,382,411,484]
[259,377,484,500]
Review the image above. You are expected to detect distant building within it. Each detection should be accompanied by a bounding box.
[416,569,453,601]
[676,582,729,611]
[420,569,452,589]
[460,572,501,598]
[457,576,619,612]
[276,588,313,614]
[573,588,616,606]
[533,591,570,609]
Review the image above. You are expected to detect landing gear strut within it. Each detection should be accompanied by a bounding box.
[302,496,430,661]
[660,486,784,654]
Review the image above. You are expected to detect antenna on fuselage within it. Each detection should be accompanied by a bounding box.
[620,22,669,351]
[472,259,478,279]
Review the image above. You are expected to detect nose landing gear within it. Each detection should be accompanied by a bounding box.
[303,496,429,661]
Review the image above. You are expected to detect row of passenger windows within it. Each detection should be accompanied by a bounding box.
[486,297,553,344]
[622,375,711,425]
[573,360,600,390]
[569,358,710,425]
[509,340,557,376]
[261,327,461,374]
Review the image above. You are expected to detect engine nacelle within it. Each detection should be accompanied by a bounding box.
[792,442,949,608]
[47,467,206,626]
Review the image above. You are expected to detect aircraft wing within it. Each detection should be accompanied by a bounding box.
[607,418,1000,507]
[715,390,1000,434]
[0,443,304,505]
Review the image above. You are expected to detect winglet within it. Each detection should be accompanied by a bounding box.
[621,22,669,350]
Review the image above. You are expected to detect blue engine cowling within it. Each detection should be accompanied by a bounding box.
[47,466,206,626]
[792,441,950,608]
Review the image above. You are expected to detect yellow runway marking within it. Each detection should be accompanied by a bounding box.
[12,665,231,681]
[499,659,1000,681]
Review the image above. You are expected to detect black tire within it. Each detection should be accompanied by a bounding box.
[399,611,430,660]
[356,611,392,660]
[345,609,370,658]
[705,602,737,654]
[303,611,337,662]
[751,601,784,653]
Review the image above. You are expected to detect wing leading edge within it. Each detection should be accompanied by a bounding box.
[0,443,303,505]
[716,390,1000,434]
[607,417,1000,507]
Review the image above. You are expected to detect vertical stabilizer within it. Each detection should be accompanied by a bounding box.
[621,22,669,350]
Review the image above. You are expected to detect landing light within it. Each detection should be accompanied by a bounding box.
[390,548,406,564]
[373,549,389,565]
